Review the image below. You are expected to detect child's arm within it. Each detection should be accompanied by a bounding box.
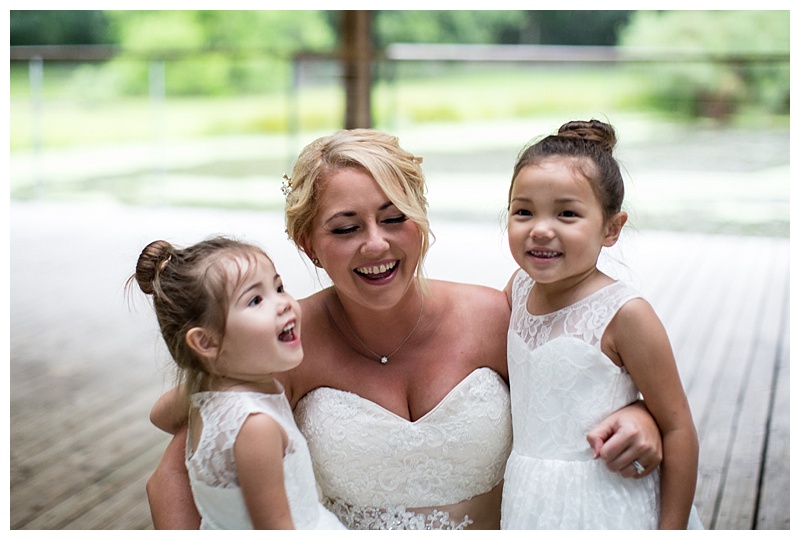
[606,298,699,529]
[150,386,189,434]
[235,414,295,529]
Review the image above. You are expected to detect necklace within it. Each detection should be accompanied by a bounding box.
[335,294,425,364]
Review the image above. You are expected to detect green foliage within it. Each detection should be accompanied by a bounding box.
[619,11,789,118]
[374,10,632,46]
[374,10,528,46]
[101,10,335,96]
[10,10,110,45]
[525,11,633,45]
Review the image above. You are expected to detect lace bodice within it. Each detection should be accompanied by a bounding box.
[294,368,512,529]
[507,270,642,459]
[186,390,344,529]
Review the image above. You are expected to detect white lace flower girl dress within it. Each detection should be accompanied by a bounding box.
[502,270,660,529]
[186,388,345,529]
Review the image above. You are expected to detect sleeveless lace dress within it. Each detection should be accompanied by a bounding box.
[502,270,660,529]
[186,389,345,529]
[294,368,512,529]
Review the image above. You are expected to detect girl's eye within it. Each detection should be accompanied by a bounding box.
[560,210,579,218]
[248,295,263,307]
[513,208,532,217]
[276,284,285,293]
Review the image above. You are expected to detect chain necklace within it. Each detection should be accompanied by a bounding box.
[335,294,425,364]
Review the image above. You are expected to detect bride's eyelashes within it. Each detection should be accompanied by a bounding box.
[331,215,409,235]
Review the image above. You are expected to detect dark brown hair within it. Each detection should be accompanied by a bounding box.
[509,119,625,220]
[128,236,270,396]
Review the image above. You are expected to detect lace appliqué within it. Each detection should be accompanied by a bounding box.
[509,270,640,350]
[325,498,473,530]
[295,368,512,510]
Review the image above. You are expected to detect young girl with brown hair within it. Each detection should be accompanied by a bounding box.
[131,237,343,529]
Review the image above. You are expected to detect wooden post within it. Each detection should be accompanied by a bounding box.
[341,10,372,129]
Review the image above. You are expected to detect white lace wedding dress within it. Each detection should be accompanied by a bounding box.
[186,389,345,530]
[294,367,513,529]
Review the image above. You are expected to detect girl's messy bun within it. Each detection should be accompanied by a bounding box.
[134,240,175,295]
[557,119,617,154]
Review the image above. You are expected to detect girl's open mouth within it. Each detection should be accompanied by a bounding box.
[278,321,296,342]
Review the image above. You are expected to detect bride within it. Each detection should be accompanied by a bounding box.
[147,129,662,529]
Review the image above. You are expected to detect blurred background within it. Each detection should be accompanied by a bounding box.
[8,9,791,530]
[9,9,790,235]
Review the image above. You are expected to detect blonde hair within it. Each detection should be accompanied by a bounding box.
[285,129,432,291]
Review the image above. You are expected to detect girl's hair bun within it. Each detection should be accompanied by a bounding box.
[134,239,174,295]
[557,119,617,154]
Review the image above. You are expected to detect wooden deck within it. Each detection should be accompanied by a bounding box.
[9,201,790,530]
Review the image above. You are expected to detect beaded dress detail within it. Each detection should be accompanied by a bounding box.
[186,389,344,530]
[501,270,660,529]
[295,368,512,529]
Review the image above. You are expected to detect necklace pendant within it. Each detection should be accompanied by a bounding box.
[380,356,388,364]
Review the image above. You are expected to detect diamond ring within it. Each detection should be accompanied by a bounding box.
[632,460,646,474]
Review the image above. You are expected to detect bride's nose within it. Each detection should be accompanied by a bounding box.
[361,223,390,255]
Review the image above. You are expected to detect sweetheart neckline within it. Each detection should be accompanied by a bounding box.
[297,367,505,424]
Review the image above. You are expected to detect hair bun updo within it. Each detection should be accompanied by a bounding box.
[134,239,175,295]
[557,119,617,154]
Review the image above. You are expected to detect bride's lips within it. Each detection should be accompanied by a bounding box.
[353,260,399,283]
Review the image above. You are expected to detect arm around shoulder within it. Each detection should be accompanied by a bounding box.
[147,427,201,529]
[150,386,189,434]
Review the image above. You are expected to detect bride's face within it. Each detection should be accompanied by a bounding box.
[306,167,422,310]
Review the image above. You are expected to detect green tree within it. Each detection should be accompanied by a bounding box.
[524,11,633,45]
[10,10,110,45]
[102,10,337,96]
[374,10,528,46]
[619,10,789,118]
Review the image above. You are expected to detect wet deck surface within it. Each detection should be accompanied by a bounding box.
[9,201,790,530]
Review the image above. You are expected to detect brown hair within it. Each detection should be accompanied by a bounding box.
[509,119,625,221]
[284,128,432,291]
[128,236,270,396]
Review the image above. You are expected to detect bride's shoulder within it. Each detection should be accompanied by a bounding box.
[429,279,509,316]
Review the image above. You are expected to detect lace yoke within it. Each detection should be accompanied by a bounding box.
[509,269,642,351]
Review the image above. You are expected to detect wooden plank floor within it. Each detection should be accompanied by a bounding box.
[9,201,790,530]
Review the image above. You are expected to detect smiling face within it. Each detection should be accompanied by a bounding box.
[305,167,423,310]
[508,157,626,289]
[212,254,304,386]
